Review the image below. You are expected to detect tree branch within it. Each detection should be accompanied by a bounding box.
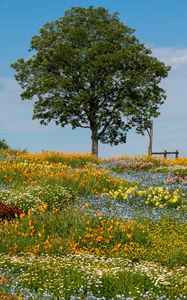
[98,107,118,138]
[78,124,90,128]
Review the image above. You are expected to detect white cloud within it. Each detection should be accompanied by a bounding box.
[152,47,187,70]
[171,55,187,66]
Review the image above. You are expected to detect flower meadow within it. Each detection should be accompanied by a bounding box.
[0,150,186,299]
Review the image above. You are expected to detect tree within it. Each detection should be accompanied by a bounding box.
[12,6,170,156]
[0,138,9,150]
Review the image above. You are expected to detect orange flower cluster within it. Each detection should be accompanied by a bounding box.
[0,159,128,196]
[17,151,102,164]
[0,160,71,183]
[0,207,147,258]
[0,293,16,300]
[166,157,187,166]
[68,216,146,256]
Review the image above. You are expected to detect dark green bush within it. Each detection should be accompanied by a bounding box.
[0,138,9,150]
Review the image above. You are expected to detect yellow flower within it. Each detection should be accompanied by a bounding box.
[121,225,127,232]
[111,243,122,252]
[126,233,132,239]
[97,212,103,217]
[19,213,26,220]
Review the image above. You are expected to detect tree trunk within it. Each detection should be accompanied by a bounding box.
[91,130,98,157]
[148,136,152,155]
[148,121,153,155]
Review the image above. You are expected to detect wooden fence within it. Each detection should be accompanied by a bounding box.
[151,150,179,159]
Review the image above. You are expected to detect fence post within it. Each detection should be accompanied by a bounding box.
[163,150,167,158]
[176,150,179,158]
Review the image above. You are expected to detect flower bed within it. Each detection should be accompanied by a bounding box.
[0,151,186,299]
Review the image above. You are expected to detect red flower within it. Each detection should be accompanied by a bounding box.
[0,202,23,220]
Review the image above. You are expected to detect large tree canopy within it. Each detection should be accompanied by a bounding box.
[12,6,170,156]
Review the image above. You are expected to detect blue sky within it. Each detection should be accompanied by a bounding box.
[0,0,187,157]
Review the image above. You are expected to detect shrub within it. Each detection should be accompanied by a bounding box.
[0,138,9,150]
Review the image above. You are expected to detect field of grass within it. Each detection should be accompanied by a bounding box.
[0,149,186,299]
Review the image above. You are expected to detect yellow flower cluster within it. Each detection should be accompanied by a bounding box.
[108,186,138,201]
[108,186,185,208]
[138,187,184,207]
[166,158,187,166]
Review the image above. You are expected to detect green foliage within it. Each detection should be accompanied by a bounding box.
[0,184,76,212]
[0,214,186,298]
[95,271,159,299]
[0,152,186,298]
[0,138,9,150]
[42,155,102,168]
[1,254,185,299]
[31,184,76,210]
[147,218,187,267]
[0,204,186,268]
[172,168,187,177]
[12,6,170,155]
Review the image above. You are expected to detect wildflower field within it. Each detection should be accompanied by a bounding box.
[0,150,186,300]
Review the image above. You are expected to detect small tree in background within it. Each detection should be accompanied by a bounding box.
[0,138,9,150]
[12,6,170,156]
